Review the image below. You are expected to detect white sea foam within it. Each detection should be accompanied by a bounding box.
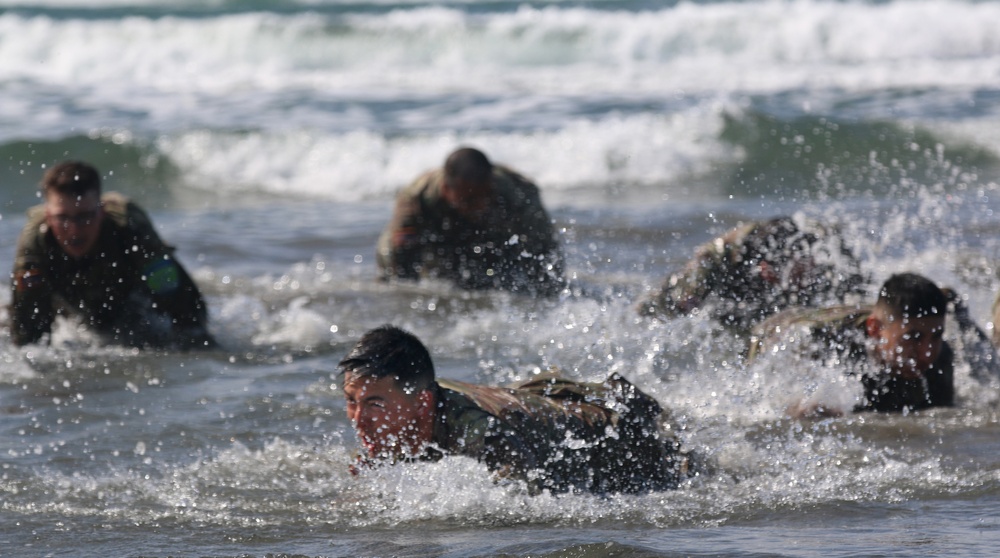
[2,1,998,98]
[0,0,175,5]
[2,418,971,529]
[2,0,999,200]
[155,108,733,202]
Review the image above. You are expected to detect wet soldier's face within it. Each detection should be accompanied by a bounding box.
[343,372,434,459]
[442,177,491,220]
[867,310,945,379]
[45,190,104,260]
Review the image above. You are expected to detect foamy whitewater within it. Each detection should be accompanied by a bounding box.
[2,0,1000,556]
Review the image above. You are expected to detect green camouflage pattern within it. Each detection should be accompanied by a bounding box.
[747,304,955,413]
[10,192,212,348]
[376,165,564,296]
[747,304,871,363]
[428,372,693,494]
[992,291,1000,347]
[641,221,759,320]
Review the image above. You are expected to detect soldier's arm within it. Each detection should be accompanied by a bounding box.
[10,263,54,346]
[146,255,214,348]
[993,291,1000,347]
[9,218,55,346]
[924,342,955,407]
[378,176,438,281]
[477,428,544,493]
[640,242,721,317]
[124,203,214,348]
[448,410,540,487]
[943,288,1000,382]
[503,168,565,282]
[377,195,425,281]
[519,184,566,292]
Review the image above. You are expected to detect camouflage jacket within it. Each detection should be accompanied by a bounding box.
[992,292,1000,347]
[426,373,690,494]
[10,192,212,348]
[748,304,954,413]
[639,217,865,330]
[376,165,564,296]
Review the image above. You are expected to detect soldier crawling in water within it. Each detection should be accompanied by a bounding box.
[9,161,213,349]
[339,324,702,494]
[376,147,565,297]
[639,216,867,331]
[748,272,999,416]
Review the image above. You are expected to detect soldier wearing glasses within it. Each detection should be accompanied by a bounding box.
[9,161,213,349]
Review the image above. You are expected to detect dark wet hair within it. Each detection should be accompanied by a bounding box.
[444,147,493,186]
[876,273,946,319]
[41,161,101,197]
[337,324,435,393]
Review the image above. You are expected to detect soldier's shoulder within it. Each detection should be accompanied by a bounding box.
[101,191,131,210]
[757,304,870,333]
[15,204,49,259]
[434,380,507,442]
[99,192,139,225]
[438,378,523,418]
[722,220,763,245]
[493,165,541,197]
[22,203,47,233]
[399,169,443,200]
[24,202,45,220]
[494,164,536,184]
[689,220,759,261]
[795,216,842,239]
[749,303,871,359]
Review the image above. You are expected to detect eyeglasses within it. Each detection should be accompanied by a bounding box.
[51,209,100,227]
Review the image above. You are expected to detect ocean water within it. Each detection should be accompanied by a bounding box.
[2,0,1000,556]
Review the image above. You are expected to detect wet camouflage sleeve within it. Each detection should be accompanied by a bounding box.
[991,291,1000,348]
[376,170,437,281]
[746,304,870,362]
[434,373,690,494]
[640,222,755,318]
[110,196,212,346]
[940,288,1000,381]
[431,381,542,482]
[10,206,55,345]
[493,166,565,294]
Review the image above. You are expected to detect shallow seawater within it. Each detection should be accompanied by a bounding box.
[4,191,1000,557]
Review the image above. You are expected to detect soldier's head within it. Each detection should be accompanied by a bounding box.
[737,216,842,306]
[442,147,493,220]
[40,161,105,260]
[338,325,437,459]
[865,273,947,378]
[741,217,815,284]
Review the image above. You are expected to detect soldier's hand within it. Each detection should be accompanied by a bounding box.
[941,287,960,305]
[941,287,978,329]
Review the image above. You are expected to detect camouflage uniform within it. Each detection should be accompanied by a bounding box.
[992,292,1000,347]
[748,305,954,413]
[639,217,866,330]
[376,166,564,296]
[10,192,212,348]
[420,373,692,494]
[948,289,1000,381]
